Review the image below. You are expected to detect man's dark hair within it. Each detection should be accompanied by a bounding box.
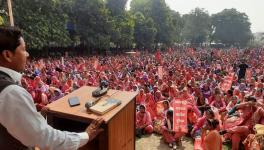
[0,26,22,53]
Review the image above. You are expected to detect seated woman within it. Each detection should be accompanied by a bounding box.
[153,100,171,134]
[204,119,222,150]
[222,96,262,150]
[210,93,226,113]
[136,105,153,138]
[196,92,209,115]
[201,81,212,99]
[136,89,146,105]
[226,96,241,114]
[161,109,184,150]
[34,89,49,111]
[48,88,64,103]
[191,108,216,137]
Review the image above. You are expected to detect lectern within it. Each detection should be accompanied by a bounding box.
[46,86,137,150]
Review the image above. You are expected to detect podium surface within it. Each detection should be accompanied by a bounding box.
[46,86,137,150]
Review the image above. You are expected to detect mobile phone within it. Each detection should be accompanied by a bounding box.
[68,97,80,107]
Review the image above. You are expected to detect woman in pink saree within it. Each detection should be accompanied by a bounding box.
[145,93,157,120]
[204,119,222,150]
[161,109,184,149]
[136,105,154,138]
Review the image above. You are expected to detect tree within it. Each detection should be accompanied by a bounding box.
[0,1,10,25]
[130,0,151,14]
[182,8,211,45]
[0,16,4,25]
[72,0,112,50]
[212,8,252,47]
[248,33,264,48]
[106,0,135,50]
[118,13,135,49]
[134,12,157,49]
[12,0,71,49]
[131,0,175,47]
[110,12,135,49]
[148,0,174,46]
[106,0,128,16]
[170,10,184,43]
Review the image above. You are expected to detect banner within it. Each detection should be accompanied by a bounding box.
[156,101,164,116]
[221,73,234,92]
[158,66,163,79]
[173,98,188,133]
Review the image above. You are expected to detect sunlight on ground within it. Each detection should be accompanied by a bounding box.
[136,134,230,150]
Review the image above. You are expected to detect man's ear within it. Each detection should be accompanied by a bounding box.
[1,50,14,63]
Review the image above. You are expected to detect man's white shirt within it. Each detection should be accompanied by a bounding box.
[0,66,88,150]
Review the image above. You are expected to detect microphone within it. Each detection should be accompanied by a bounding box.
[93,79,108,96]
[86,80,109,110]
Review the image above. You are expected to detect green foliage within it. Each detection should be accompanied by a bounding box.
[148,0,174,45]
[116,13,135,48]
[212,8,252,47]
[170,10,184,43]
[0,16,4,25]
[131,0,179,47]
[13,0,71,49]
[72,0,112,49]
[106,0,128,16]
[182,8,211,45]
[134,12,157,49]
[7,0,254,50]
[130,0,151,14]
[0,0,8,26]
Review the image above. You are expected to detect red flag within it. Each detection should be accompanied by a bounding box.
[155,50,162,63]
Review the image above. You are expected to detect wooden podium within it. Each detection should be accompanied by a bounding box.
[46,86,137,150]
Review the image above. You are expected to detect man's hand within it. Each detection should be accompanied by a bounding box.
[40,106,50,118]
[86,118,104,142]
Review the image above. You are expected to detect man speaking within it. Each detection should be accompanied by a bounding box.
[0,26,103,150]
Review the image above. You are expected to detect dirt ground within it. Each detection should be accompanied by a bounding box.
[136,134,230,150]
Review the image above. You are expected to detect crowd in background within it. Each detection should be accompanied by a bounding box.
[22,48,264,150]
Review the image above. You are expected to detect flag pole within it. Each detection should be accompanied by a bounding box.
[7,0,14,26]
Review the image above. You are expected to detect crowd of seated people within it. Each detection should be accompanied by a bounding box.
[23,48,264,150]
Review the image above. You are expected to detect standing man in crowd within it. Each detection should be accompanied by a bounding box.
[0,26,103,150]
[238,59,249,82]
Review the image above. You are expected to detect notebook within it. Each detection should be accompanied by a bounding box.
[89,98,122,115]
